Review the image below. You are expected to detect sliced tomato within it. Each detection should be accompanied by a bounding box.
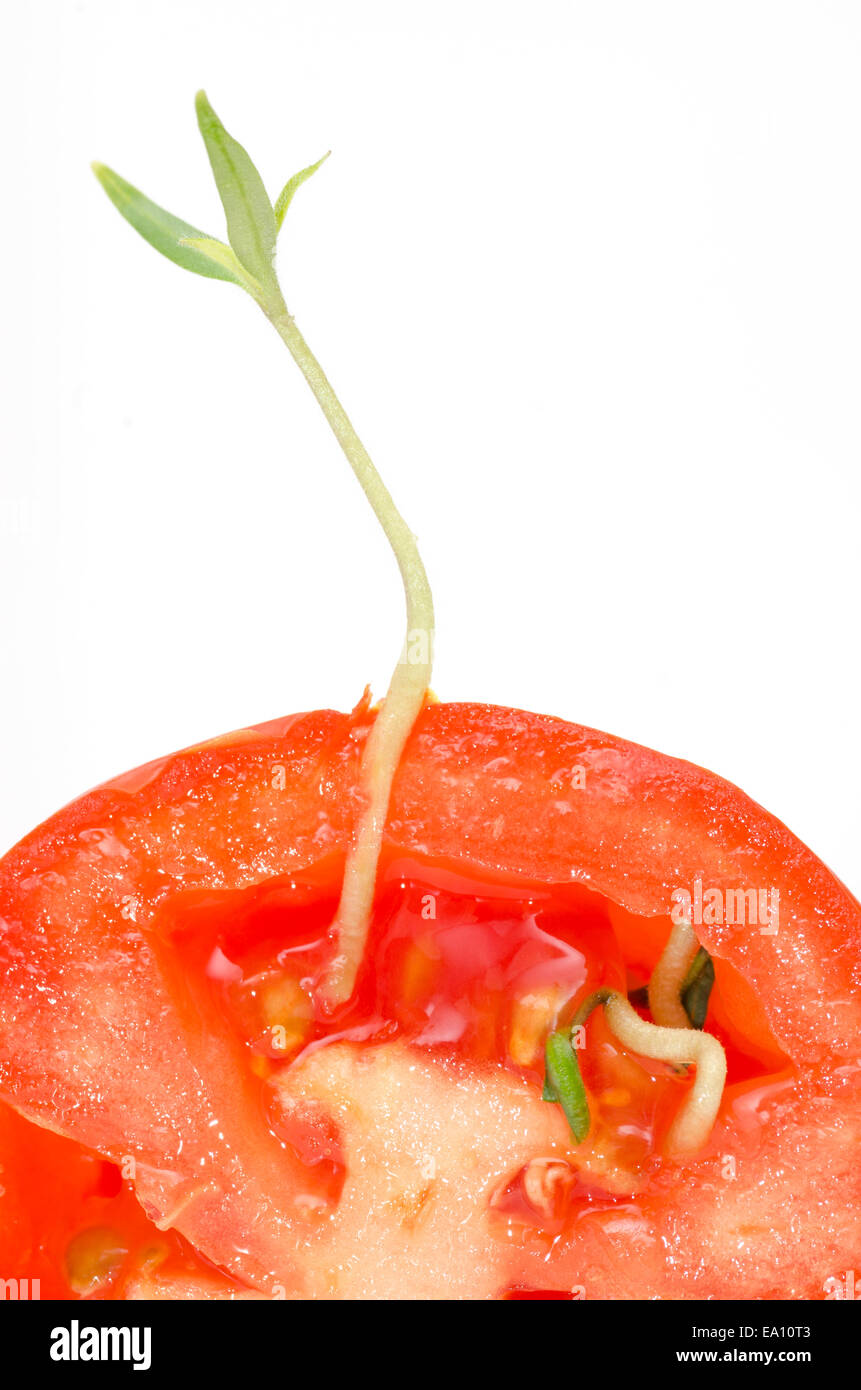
[0,702,858,1298]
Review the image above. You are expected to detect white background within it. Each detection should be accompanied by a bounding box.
[1,2,859,895]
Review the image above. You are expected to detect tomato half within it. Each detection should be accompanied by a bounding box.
[0,702,858,1298]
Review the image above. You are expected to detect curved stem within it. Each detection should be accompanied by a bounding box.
[602,994,726,1155]
[649,919,700,1029]
[264,298,434,1006]
[549,986,727,1155]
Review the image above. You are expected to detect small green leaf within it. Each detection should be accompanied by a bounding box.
[195,90,277,290]
[544,1029,591,1143]
[92,163,241,284]
[179,236,262,294]
[274,152,330,232]
[681,948,715,1029]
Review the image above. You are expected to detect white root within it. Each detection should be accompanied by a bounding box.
[321,657,429,1006]
[648,918,700,1029]
[603,993,727,1155]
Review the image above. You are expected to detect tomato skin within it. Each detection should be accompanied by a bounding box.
[0,700,858,1299]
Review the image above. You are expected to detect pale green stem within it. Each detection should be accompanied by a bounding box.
[264,296,434,1007]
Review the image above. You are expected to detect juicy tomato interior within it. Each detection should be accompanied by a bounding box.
[0,1100,226,1298]
[1,854,789,1297]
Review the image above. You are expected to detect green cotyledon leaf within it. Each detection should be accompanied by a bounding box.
[274,152,330,232]
[543,1028,591,1143]
[91,163,243,284]
[195,90,277,291]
